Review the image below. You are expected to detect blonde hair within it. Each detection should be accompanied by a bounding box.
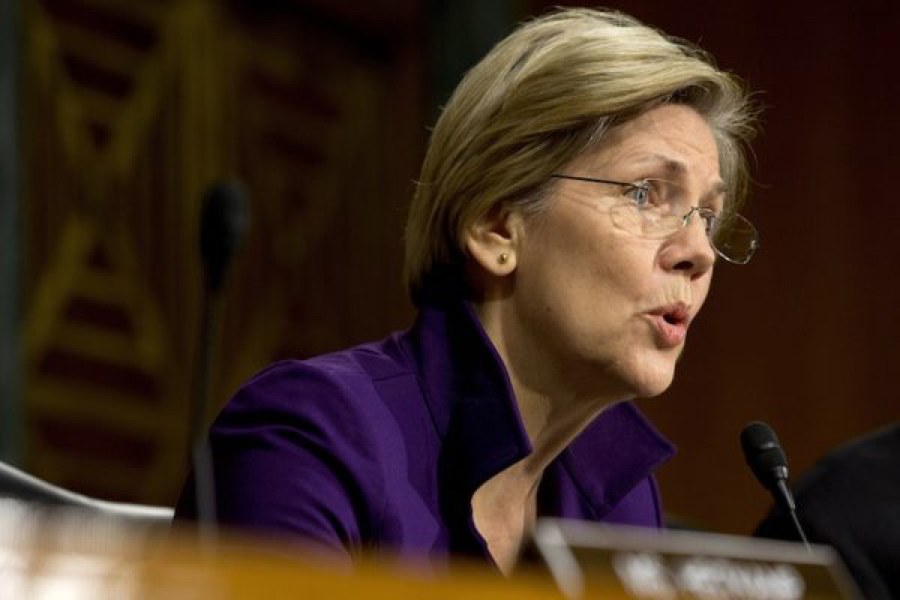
[405,8,757,302]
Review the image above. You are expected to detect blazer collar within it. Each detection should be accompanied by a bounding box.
[403,297,675,517]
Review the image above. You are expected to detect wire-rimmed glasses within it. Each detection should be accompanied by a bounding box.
[550,174,759,264]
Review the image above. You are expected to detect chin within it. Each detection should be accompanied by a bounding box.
[630,379,673,399]
[623,361,676,399]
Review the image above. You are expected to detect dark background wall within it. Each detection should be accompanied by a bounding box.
[4,0,899,535]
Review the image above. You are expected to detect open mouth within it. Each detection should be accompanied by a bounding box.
[656,305,689,327]
[662,312,685,326]
[648,309,689,347]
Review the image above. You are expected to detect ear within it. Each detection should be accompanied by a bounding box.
[464,204,523,276]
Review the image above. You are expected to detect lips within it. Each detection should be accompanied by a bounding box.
[647,304,691,348]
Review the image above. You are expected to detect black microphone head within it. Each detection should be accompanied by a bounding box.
[740,421,790,490]
[200,180,250,292]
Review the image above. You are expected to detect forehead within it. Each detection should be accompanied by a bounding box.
[572,104,722,184]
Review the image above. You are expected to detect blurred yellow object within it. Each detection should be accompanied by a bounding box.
[0,499,570,600]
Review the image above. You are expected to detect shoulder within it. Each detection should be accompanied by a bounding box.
[200,343,430,551]
[218,338,419,430]
[210,337,437,477]
[788,423,900,511]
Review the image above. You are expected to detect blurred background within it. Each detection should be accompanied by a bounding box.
[1,0,897,536]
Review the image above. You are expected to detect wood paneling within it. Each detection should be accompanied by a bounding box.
[22,0,423,505]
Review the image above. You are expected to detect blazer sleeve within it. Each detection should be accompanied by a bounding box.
[175,361,387,560]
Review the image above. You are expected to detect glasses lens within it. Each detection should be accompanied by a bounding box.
[601,182,759,265]
[608,202,681,239]
[711,214,759,264]
[608,179,692,239]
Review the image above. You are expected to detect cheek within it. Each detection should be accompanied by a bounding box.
[518,213,594,284]
[518,205,662,309]
[591,235,660,300]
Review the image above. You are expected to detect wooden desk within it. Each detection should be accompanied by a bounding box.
[0,500,568,599]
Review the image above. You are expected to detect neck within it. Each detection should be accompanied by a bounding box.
[511,375,611,479]
[467,292,635,573]
[470,296,627,480]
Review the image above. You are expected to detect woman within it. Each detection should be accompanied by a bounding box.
[177,8,759,572]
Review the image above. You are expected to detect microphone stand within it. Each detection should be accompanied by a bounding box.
[188,180,249,550]
[190,282,221,548]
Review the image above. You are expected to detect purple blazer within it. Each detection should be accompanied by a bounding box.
[176,298,675,566]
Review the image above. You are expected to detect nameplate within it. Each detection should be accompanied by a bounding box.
[523,519,861,599]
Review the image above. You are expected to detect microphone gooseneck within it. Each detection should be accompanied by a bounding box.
[740,421,810,550]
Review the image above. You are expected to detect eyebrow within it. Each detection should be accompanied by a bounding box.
[636,153,728,199]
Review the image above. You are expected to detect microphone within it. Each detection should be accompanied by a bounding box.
[740,421,810,549]
[190,180,250,546]
[200,181,250,293]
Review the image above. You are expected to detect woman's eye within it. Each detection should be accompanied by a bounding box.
[625,184,650,207]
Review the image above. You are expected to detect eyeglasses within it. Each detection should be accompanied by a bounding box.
[550,174,759,264]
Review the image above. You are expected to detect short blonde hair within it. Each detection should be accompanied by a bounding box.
[405,8,757,303]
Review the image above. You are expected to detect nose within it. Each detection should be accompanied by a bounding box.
[658,211,716,280]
